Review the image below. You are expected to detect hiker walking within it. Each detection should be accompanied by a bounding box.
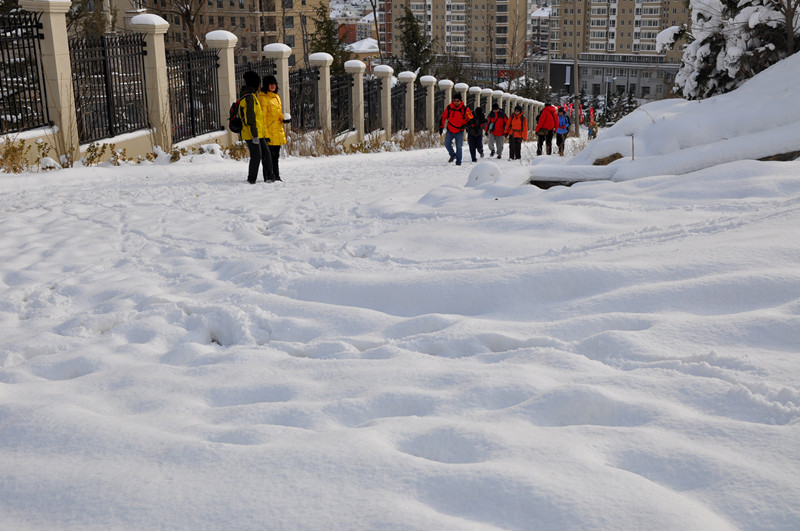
[555,107,571,156]
[484,103,508,159]
[439,94,473,166]
[535,102,559,156]
[465,106,486,162]
[505,105,528,161]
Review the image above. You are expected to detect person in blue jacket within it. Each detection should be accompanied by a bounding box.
[555,107,571,156]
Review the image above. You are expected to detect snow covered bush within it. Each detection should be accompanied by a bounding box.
[659,0,800,99]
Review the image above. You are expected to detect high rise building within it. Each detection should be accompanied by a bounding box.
[142,0,324,68]
[546,0,688,99]
[399,0,529,65]
[387,0,688,100]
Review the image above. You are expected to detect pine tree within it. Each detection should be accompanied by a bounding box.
[396,6,434,75]
[661,0,800,99]
[308,2,351,75]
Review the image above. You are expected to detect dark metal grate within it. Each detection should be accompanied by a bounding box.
[330,72,352,135]
[69,34,148,143]
[288,67,318,131]
[391,82,406,133]
[167,49,221,144]
[414,85,426,131]
[234,59,276,88]
[363,77,381,135]
[0,11,50,134]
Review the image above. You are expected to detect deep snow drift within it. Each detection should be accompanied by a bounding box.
[1,56,799,530]
[530,48,800,184]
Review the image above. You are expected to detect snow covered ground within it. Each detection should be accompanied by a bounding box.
[1,57,799,530]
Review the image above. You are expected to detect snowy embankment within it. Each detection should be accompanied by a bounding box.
[530,48,800,184]
[1,63,799,529]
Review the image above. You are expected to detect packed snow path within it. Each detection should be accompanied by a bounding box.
[1,147,798,530]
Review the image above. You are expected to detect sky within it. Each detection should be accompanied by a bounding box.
[0,54,799,530]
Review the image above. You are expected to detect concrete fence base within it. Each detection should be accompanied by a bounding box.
[2,3,542,169]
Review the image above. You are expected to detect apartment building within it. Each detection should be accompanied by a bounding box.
[545,0,688,99]
[141,0,324,68]
[392,0,528,66]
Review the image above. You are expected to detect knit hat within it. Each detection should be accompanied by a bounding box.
[492,103,500,110]
[514,104,522,112]
[243,70,260,90]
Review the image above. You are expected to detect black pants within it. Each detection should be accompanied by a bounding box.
[268,144,281,179]
[509,137,522,160]
[537,130,554,155]
[247,138,274,182]
[556,132,567,154]
[467,134,484,161]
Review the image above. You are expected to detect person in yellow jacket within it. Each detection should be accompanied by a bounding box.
[257,74,290,182]
[240,71,274,184]
[505,105,528,161]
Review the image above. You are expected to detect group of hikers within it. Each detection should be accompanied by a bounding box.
[439,98,595,165]
[235,70,601,182]
[237,70,291,184]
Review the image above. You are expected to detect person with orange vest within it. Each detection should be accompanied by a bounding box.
[484,103,508,159]
[439,94,473,166]
[505,105,528,161]
[535,102,559,156]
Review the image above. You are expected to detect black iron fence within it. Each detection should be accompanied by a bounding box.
[289,67,318,131]
[434,90,446,130]
[0,11,50,134]
[414,85,427,131]
[363,77,381,135]
[69,34,148,143]
[234,59,276,88]
[391,83,406,133]
[167,49,221,144]
[330,73,352,135]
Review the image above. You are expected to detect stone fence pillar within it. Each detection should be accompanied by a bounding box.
[129,14,171,150]
[469,86,482,111]
[345,60,366,143]
[419,75,437,132]
[454,82,469,103]
[263,43,292,131]
[438,79,454,108]
[19,0,78,158]
[205,30,237,146]
[482,88,494,113]
[374,65,393,141]
[308,52,333,135]
[398,71,417,134]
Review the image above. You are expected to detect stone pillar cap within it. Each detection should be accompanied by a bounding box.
[205,30,237,47]
[481,88,494,96]
[493,90,504,98]
[263,43,292,58]
[129,13,169,33]
[374,65,394,77]
[453,82,469,92]
[419,75,437,86]
[468,86,482,94]
[309,52,334,66]
[19,0,72,14]
[437,79,454,89]
[344,60,366,73]
[397,71,417,83]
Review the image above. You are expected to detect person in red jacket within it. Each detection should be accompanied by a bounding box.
[505,105,528,161]
[484,103,508,159]
[535,102,559,156]
[439,94,473,166]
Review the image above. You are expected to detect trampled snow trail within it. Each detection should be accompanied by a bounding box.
[1,147,799,530]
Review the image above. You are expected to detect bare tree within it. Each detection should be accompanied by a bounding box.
[367,0,384,61]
